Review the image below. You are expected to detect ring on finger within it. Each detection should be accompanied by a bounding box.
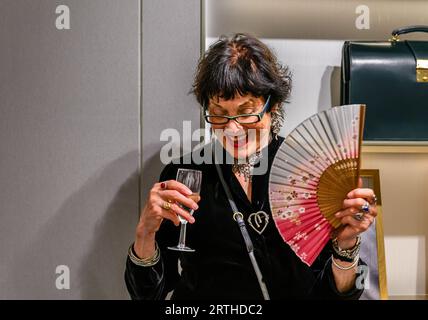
[161,201,172,210]
[361,201,370,213]
[369,194,377,205]
[353,211,365,221]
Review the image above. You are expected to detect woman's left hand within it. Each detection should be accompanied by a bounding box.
[333,179,378,249]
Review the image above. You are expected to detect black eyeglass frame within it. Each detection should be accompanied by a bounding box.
[203,95,272,125]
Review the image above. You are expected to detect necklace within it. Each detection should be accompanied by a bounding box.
[232,154,270,235]
[231,134,274,234]
[231,151,263,182]
[231,133,273,182]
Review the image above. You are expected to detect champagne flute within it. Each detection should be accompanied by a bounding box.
[168,168,202,252]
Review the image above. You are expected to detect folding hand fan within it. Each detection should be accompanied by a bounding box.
[269,104,366,266]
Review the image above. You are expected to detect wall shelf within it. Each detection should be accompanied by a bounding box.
[362,144,428,154]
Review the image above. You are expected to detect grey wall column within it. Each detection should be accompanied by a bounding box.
[0,0,202,299]
[0,0,139,299]
[141,0,202,200]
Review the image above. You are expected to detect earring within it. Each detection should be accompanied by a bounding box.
[270,107,285,140]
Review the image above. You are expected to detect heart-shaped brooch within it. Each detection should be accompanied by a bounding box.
[247,211,270,235]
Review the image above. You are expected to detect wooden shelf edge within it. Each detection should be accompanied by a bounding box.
[362,145,428,154]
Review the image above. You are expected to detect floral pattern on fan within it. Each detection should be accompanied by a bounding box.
[269,104,366,266]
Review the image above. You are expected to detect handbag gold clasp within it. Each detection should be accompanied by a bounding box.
[417,59,428,82]
[389,34,400,42]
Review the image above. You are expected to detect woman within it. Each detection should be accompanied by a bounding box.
[125,34,377,300]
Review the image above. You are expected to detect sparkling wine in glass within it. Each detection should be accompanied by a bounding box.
[168,168,202,252]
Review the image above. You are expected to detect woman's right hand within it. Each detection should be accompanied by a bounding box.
[133,180,200,259]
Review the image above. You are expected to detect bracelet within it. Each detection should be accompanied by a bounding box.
[128,241,160,267]
[331,255,359,271]
[331,235,361,262]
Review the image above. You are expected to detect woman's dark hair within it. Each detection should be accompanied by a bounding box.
[191,33,292,111]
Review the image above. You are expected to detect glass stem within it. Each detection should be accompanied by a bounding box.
[178,222,188,248]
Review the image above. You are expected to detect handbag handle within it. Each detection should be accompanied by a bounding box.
[391,25,428,41]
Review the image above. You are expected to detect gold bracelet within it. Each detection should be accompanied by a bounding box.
[331,254,359,271]
[128,242,160,267]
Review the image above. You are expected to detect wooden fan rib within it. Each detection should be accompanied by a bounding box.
[317,158,359,189]
[317,203,342,215]
[316,203,345,217]
[317,172,355,195]
[317,173,352,194]
[318,176,354,195]
[317,170,354,196]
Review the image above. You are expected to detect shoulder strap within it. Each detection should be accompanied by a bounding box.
[214,152,270,300]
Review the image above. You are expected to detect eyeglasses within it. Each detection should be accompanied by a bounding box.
[204,95,271,125]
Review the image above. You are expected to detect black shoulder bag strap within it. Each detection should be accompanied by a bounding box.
[214,160,271,300]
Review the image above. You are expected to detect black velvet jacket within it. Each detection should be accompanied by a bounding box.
[125,136,364,300]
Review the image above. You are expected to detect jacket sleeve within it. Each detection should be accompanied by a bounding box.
[124,163,181,300]
[309,241,365,300]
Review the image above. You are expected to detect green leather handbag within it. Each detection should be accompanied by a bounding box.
[341,25,428,142]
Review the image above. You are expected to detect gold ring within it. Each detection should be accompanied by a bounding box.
[162,201,171,210]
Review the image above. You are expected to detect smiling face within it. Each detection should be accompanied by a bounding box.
[208,94,272,160]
